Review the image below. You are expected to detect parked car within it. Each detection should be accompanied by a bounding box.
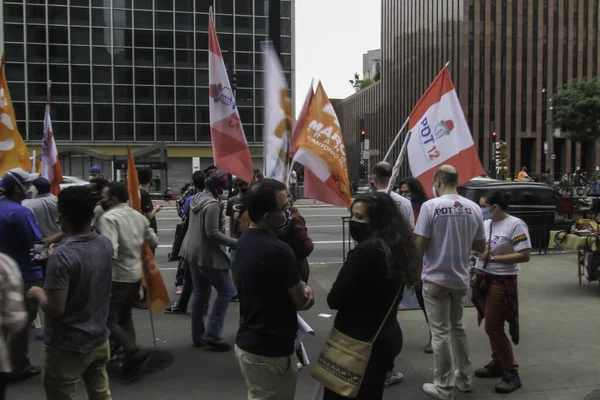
[59,176,89,191]
[458,178,557,251]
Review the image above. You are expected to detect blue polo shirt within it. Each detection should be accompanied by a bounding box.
[0,197,43,282]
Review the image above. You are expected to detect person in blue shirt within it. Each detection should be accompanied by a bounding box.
[0,168,44,381]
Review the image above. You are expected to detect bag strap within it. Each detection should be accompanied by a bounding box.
[369,285,403,345]
[481,221,494,270]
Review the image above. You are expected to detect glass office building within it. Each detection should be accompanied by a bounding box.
[0,0,294,185]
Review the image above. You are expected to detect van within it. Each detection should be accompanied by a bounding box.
[458,178,557,252]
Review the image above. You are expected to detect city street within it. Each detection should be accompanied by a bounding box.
[9,205,600,399]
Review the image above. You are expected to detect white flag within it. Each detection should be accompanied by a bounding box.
[262,41,292,183]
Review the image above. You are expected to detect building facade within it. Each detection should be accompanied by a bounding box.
[362,48,380,80]
[335,0,600,182]
[0,0,294,188]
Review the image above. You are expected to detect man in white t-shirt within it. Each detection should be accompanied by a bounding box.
[372,162,414,228]
[414,165,486,400]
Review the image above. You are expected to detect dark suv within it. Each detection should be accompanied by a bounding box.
[458,178,557,252]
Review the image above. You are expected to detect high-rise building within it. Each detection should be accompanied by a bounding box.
[0,0,294,188]
[362,49,380,80]
[335,0,600,182]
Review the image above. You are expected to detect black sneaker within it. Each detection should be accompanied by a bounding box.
[231,295,239,303]
[475,360,504,378]
[121,351,152,384]
[384,370,403,387]
[495,373,522,394]
[423,339,433,354]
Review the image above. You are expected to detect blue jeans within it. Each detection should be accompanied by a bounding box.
[190,266,235,343]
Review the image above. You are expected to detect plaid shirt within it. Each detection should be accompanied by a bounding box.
[0,253,28,372]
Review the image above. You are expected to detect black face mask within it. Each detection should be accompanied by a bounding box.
[349,220,370,243]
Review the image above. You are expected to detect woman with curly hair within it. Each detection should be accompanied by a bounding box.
[323,192,419,400]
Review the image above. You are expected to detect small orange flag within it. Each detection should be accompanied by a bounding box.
[126,145,170,312]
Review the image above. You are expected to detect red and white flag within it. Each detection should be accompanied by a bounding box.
[41,82,62,195]
[208,12,254,184]
[407,67,484,197]
[292,82,351,208]
[290,81,314,156]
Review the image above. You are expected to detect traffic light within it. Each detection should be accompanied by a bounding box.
[360,118,366,143]
[492,131,497,139]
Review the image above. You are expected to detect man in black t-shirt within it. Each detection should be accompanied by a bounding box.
[233,179,314,400]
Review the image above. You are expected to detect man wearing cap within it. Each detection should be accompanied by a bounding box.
[89,166,103,181]
[0,168,44,381]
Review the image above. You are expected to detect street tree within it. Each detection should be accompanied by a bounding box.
[349,73,374,92]
[550,77,600,172]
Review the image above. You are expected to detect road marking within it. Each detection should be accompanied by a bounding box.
[155,240,344,248]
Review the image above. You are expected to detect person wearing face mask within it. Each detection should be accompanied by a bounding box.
[323,192,418,399]
[88,165,103,181]
[94,182,159,382]
[0,168,45,382]
[180,169,237,351]
[399,177,433,354]
[89,177,109,227]
[414,165,486,400]
[471,192,531,394]
[234,178,314,399]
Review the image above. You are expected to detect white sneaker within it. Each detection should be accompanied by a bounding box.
[422,383,453,400]
[384,370,404,387]
[455,379,472,393]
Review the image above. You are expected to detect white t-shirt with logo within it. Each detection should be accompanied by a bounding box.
[476,216,531,275]
[414,194,486,289]
[378,189,414,228]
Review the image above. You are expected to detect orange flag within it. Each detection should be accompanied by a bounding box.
[292,82,352,208]
[0,53,30,176]
[126,145,170,312]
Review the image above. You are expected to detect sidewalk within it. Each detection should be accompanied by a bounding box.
[9,253,600,399]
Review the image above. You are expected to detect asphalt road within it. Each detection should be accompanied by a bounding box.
[9,206,600,399]
[153,204,352,266]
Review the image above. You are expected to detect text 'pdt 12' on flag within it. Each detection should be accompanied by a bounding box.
[208,11,254,184]
[407,66,484,197]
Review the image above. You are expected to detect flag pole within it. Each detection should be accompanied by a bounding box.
[383,117,410,162]
[143,263,158,349]
[386,130,412,194]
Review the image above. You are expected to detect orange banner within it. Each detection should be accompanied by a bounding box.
[0,53,30,176]
[126,145,170,312]
[293,82,351,208]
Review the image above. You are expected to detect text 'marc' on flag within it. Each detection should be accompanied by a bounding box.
[126,145,170,312]
[0,53,30,176]
[292,82,351,208]
[208,12,254,184]
[407,66,484,198]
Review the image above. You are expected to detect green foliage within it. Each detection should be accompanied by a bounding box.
[349,73,374,92]
[550,77,600,143]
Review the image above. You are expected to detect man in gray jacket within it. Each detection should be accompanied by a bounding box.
[180,169,236,351]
